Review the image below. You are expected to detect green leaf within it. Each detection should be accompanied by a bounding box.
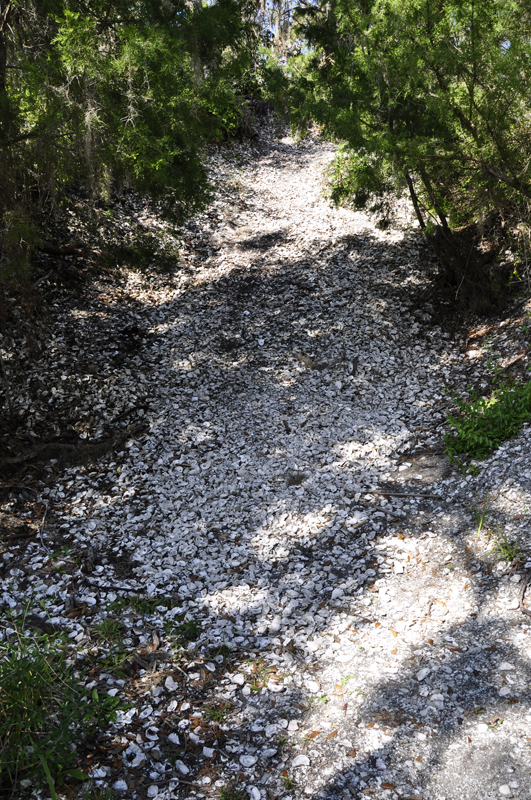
[65,768,89,781]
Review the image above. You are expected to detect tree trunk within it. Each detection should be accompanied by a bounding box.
[419,167,449,230]
[0,2,10,98]
[404,169,426,230]
[186,0,203,87]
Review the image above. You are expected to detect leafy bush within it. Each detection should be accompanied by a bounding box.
[282,0,531,307]
[444,378,531,468]
[0,623,122,797]
[0,0,259,276]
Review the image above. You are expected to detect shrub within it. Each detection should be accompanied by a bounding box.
[444,378,531,468]
[0,621,122,797]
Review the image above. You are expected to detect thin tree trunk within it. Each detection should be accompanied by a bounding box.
[404,170,426,230]
[419,167,449,230]
[0,2,11,97]
[186,0,203,86]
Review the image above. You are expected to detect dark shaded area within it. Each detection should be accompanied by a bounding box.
[238,229,286,251]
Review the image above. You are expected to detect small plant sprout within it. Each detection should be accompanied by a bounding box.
[340,674,355,687]
[219,787,247,800]
[494,533,520,562]
[282,775,297,789]
[473,490,491,535]
[204,705,229,722]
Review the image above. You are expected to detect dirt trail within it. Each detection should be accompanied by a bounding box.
[2,129,531,800]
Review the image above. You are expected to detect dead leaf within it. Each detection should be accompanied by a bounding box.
[326,730,338,739]
[428,638,433,644]
[390,648,397,655]
[307,731,320,738]
[390,629,397,637]
[347,749,357,757]
[382,783,395,790]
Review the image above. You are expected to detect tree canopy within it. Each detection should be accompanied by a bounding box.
[270,0,531,306]
[0,0,261,276]
[4,0,531,307]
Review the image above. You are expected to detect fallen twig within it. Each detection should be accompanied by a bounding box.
[371,489,442,499]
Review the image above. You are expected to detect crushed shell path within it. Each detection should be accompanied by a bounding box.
[10,133,531,800]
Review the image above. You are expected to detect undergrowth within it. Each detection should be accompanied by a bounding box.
[494,532,521,561]
[444,376,531,469]
[0,618,123,798]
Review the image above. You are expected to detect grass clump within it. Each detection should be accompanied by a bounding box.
[164,617,202,642]
[444,378,531,469]
[219,787,247,800]
[473,491,491,534]
[204,705,229,722]
[0,623,123,797]
[494,532,520,561]
[91,618,124,643]
[282,775,297,789]
[107,595,179,616]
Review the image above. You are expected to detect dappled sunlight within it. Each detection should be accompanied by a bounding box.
[4,131,531,800]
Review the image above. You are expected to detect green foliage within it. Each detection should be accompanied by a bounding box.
[473,491,491,534]
[282,775,297,789]
[219,787,247,800]
[444,378,531,467]
[0,0,260,275]
[211,641,233,660]
[494,532,520,562]
[0,623,122,795]
[205,704,229,722]
[326,146,396,213]
[89,648,131,679]
[272,0,531,304]
[91,618,124,644]
[165,616,202,642]
[107,594,179,616]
